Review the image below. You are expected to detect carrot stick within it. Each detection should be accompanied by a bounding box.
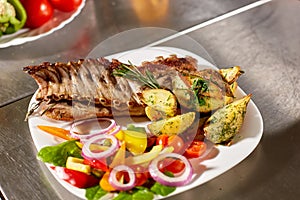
[37,125,75,140]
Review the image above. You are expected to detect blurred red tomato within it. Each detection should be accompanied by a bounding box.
[158,158,186,174]
[168,135,185,154]
[156,135,168,147]
[156,135,185,154]
[123,165,149,186]
[184,140,206,159]
[21,0,54,28]
[49,0,82,12]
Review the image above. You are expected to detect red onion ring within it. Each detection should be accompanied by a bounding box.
[107,125,121,136]
[149,153,193,187]
[70,118,116,141]
[81,134,119,160]
[109,165,136,191]
[80,125,121,144]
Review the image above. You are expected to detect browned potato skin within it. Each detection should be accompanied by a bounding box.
[145,106,167,121]
[172,67,242,114]
[147,112,196,136]
[142,89,177,119]
[203,94,251,144]
[219,66,244,85]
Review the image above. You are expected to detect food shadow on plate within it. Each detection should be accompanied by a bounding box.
[189,141,219,175]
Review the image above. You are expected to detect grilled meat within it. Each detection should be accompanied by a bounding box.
[24,55,241,121]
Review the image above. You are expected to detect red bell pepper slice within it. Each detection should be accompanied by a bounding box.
[50,166,99,188]
[83,158,108,172]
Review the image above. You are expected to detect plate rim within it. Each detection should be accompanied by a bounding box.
[0,0,86,48]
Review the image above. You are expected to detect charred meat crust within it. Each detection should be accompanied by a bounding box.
[40,101,146,121]
[23,55,199,107]
[24,55,237,121]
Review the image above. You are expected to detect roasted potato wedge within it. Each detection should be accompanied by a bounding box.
[145,106,167,121]
[172,74,197,110]
[172,68,240,114]
[147,112,196,136]
[224,81,238,104]
[194,96,227,113]
[219,66,244,85]
[204,94,251,144]
[142,89,177,117]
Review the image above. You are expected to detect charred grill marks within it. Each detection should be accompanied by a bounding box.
[23,58,143,111]
[23,55,237,121]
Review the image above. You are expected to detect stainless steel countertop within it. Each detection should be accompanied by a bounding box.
[1,0,299,199]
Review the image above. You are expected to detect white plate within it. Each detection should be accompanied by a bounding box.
[0,0,86,48]
[27,47,263,199]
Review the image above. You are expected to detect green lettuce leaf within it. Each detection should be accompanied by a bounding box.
[132,187,154,200]
[85,186,108,200]
[112,187,154,200]
[37,140,82,167]
[113,192,132,200]
[150,182,176,196]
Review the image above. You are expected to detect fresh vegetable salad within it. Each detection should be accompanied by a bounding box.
[37,117,209,200]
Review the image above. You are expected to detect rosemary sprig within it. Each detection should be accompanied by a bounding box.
[25,101,42,121]
[112,61,160,89]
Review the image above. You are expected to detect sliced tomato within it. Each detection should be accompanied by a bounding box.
[125,165,149,186]
[156,135,185,154]
[159,158,186,174]
[184,140,207,159]
[83,158,108,171]
[147,136,157,148]
[135,172,148,186]
[156,135,169,147]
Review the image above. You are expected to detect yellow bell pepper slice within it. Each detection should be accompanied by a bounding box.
[123,130,147,155]
[66,157,91,175]
[125,145,163,165]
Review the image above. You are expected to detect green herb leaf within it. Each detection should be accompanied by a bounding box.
[150,182,176,196]
[85,185,108,200]
[132,187,154,200]
[198,97,206,106]
[113,62,160,89]
[191,78,209,106]
[163,170,175,177]
[37,140,82,167]
[113,187,155,200]
[113,192,132,200]
[127,124,146,133]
